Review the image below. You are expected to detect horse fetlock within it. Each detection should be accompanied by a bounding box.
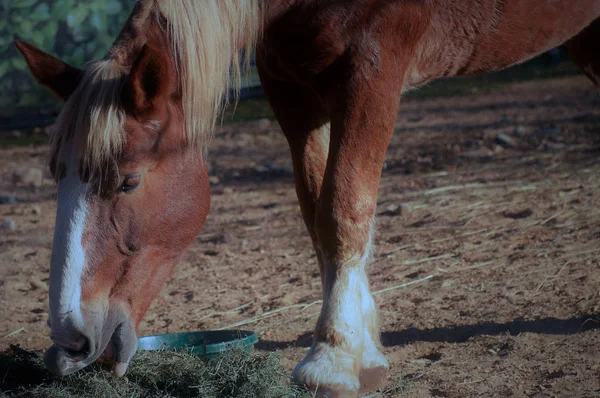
[292,341,360,397]
[361,338,388,368]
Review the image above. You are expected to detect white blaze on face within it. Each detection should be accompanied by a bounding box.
[48,152,89,335]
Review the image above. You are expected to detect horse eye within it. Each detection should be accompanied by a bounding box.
[119,174,142,193]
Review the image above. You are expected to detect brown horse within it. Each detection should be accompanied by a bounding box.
[15,0,600,396]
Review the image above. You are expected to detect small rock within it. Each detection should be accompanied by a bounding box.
[183,291,194,303]
[253,165,269,173]
[496,132,517,148]
[31,205,41,215]
[502,208,533,219]
[532,127,561,137]
[1,219,16,231]
[482,129,498,140]
[263,161,293,174]
[208,176,220,185]
[380,204,402,217]
[408,358,432,366]
[256,118,271,131]
[544,142,566,152]
[420,352,444,362]
[459,148,494,162]
[395,299,415,309]
[515,125,529,136]
[493,145,505,154]
[30,280,48,291]
[0,196,17,205]
[223,187,234,195]
[12,167,44,187]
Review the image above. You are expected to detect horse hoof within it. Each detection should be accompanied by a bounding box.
[359,343,389,394]
[295,382,359,398]
[358,365,388,394]
[291,342,360,398]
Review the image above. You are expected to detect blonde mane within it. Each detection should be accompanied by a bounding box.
[158,0,261,153]
[52,59,127,177]
[51,0,262,176]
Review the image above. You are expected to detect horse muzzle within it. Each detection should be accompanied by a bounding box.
[44,306,138,377]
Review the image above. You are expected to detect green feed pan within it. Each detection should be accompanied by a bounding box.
[137,330,258,359]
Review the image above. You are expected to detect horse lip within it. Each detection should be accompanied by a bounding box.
[50,335,89,358]
[44,324,119,376]
[43,344,93,376]
[43,337,111,376]
[43,307,134,376]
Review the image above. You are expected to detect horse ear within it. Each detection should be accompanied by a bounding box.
[14,40,83,101]
[122,43,177,116]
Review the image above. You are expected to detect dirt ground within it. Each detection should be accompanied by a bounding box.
[1,75,600,397]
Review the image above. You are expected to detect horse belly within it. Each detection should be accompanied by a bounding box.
[455,0,600,76]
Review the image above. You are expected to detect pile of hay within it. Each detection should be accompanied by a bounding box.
[0,345,311,398]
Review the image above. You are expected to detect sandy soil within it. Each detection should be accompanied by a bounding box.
[1,75,599,397]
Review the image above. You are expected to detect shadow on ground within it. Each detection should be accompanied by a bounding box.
[256,314,600,351]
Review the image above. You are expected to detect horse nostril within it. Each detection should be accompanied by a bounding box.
[126,242,137,252]
[57,333,91,360]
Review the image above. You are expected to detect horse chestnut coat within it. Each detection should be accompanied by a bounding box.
[16,0,600,396]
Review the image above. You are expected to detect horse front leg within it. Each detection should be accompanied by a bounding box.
[260,54,384,396]
[291,60,404,397]
[256,58,330,263]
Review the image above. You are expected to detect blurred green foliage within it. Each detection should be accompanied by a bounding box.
[0,0,133,114]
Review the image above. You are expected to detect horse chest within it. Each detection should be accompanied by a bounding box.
[259,1,367,82]
[259,26,347,82]
[259,0,428,86]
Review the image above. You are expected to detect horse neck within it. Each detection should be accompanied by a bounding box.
[155,0,265,151]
